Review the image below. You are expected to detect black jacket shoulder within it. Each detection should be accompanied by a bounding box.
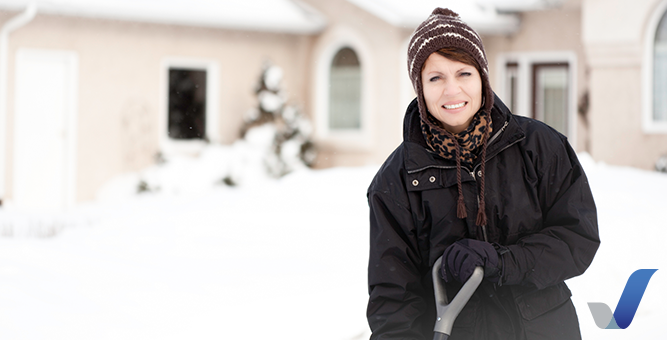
[367,142,410,208]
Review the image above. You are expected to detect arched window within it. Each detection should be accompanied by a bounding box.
[655,12,667,123]
[328,47,361,130]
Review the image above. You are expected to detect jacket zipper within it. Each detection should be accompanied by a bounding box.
[471,121,522,242]
[486,120,509,146]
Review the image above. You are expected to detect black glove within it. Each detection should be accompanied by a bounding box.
[441,239,501,283]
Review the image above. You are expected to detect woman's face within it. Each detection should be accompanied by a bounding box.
[421,52,483,134]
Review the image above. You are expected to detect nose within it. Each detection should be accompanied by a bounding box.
[441,78,461,97]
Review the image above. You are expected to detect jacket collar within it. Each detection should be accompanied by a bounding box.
[402,93,526,173]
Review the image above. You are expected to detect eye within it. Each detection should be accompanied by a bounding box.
[429,76,440,82]
[460,72,472,77]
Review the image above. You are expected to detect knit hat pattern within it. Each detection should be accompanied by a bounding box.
[407,7,494,125]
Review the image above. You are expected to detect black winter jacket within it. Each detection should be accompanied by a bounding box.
[367,95,599,340]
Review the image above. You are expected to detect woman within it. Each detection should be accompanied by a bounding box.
[367,8,599,340]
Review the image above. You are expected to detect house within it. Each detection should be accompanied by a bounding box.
[0,0,326,211]
[0,0,665,212]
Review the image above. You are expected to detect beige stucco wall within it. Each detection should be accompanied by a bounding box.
[483,0,590,153]
[583,0,667,169]
[1,11,314,202]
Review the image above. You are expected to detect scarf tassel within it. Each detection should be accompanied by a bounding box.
[456,193,467,219]
[476,204,487,227]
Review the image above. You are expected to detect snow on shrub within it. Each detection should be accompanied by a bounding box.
[656,154,667,173]
[230,61,316,183]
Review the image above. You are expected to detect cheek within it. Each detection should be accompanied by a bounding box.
[475,79,483,101]
[467,81,483,104]
[475,86,483,102]
[422,86,438,108]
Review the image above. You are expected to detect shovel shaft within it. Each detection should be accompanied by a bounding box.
[432,255,484,337]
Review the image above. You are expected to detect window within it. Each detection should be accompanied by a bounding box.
[644,2,667,133]
[313,27,373,148]
[533,63,569,135]
[168,68,207,140]
[505,62,519,113]
[654,11,667,123]
[328,47,361,130]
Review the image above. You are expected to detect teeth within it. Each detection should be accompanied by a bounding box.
[444,102,466,110]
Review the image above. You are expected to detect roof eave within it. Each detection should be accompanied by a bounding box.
[0,2,328,35]
[467,17,522,36]
[397,15,521,36]
[476,0,567,12]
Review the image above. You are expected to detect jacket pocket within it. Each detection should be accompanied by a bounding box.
[514,281,572,320]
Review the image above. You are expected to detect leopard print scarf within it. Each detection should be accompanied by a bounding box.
[421,111,492,166]
[420,111,492,227]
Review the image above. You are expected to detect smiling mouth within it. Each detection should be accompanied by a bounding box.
[443,102,467,110]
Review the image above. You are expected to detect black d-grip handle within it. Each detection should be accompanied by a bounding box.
[432,255,484,340]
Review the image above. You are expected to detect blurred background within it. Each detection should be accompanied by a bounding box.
[0,0,666,339]
[0,0,665,211]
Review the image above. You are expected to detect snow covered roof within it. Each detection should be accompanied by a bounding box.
[345,0,521,35]
[476,0,566,12]
[0,0,327,34]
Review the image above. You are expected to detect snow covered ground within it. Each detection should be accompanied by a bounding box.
[0,153,665,339]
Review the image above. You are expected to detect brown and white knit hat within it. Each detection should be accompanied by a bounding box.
[407,7,494,122]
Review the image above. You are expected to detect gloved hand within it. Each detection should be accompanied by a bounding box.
[441,239,501,283]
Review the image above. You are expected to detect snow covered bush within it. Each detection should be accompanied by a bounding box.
[233,62,316,182]
[656,154,667,173]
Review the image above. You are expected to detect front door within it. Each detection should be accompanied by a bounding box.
[13,49,77,212]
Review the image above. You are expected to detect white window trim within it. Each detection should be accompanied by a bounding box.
[496,51,578,146]
[313,25,374,150]
[642,0,667,134]
[159,57,220,155]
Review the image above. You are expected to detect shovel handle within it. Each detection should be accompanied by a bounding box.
[432,255,483,339]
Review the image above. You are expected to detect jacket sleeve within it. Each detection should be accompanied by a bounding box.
[500,136,600,290]
[367,188,432,340]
